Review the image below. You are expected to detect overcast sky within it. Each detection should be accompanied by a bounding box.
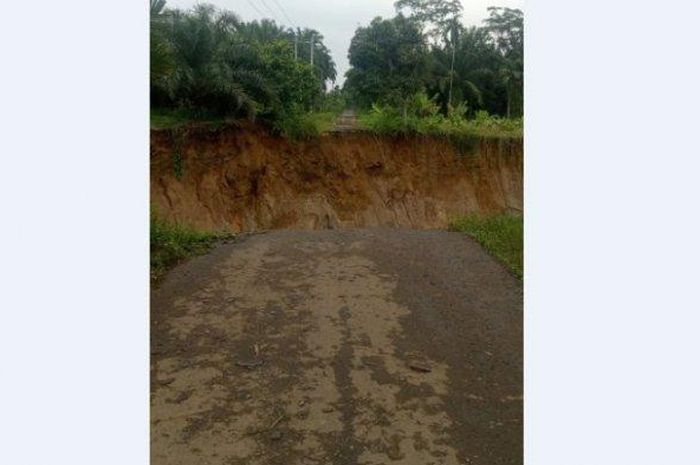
[166,0,525,84]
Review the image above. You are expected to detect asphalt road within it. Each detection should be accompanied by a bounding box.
[151,229,523,465]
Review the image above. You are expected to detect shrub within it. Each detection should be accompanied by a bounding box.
[358,94,522,139]
[358,104,405,134]
[320,87,347,115]
[408,91,440,118]
[274,109,335,140]
[150,208,228,281]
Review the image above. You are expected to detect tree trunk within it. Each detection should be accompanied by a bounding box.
[506,84,512,119]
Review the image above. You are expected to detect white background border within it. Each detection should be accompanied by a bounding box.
[526,1,700,463]
[1,1,699,464]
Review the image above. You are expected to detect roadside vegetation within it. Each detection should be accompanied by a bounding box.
[358,93,522,138]
[451,214,523,278]
[150,208,231,282]
[347,2,523,137]
[150,1,522,139]
[150,0,341,138]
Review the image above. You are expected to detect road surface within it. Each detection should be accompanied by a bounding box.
[151,229,522,465]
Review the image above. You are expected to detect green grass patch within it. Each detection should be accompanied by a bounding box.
[274,111,336,140]
[150,209,231,282]
[451,213,523,278]
[150,108,230,130]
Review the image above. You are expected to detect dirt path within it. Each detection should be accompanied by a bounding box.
[151,229,522,465]
[331,109,360,132]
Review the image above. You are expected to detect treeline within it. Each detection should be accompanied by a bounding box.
[344,1,523,119]
[149,0,523,137]
[150,0,338,131]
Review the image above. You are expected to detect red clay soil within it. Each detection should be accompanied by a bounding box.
[150,124,522,232]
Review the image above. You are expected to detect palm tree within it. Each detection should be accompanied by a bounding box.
[167,4,272,118]
[293,28,337,87]
[483,7,524,117]
[428,26,487,114]
[499,59,523,118]
[150,0,173,82]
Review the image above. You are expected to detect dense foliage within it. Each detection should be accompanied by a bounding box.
[344,15,429,112]
[150,207,229,282]
[345,1,523,118]
[150,1,523,137]
[359,93,522,138]
[150,1,338,131]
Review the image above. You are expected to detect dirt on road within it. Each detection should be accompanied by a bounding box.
[151,229,522,465]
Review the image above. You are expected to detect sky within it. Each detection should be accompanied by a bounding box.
[166,0,525,85]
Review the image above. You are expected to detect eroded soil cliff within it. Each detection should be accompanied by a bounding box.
[150,125,522,231]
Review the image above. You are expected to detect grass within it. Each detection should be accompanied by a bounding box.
[150,108,230,130]
[152,105,521,141]
[151,107,336,140]
[150,209,231,282]
[274,111,336,140]
[451,213,523,278]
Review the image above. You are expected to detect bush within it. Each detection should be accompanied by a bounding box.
[358,96,523,139]
[274,109,335,140]
[151,208,228,281]
[150,3,333,133]
[408,91,440,117]
[320,87,347,115]
[358,104,404,134]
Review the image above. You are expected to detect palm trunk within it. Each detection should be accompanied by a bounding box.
[447,21,457,115]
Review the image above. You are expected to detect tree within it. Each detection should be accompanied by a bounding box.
[344,15,430,115]
[257,41,322,116]
[235,21,337,88]
[483,7,523,117]
[483,7,523,56]
[236,18,288,42]
[427,25,507,115]
[394,0,463,43]
[293,28,337,87]
[166,4,271,118]
[395,0,463,112]
[343,5,523,119]
[150,0,174,83]
[150,1,334,123]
